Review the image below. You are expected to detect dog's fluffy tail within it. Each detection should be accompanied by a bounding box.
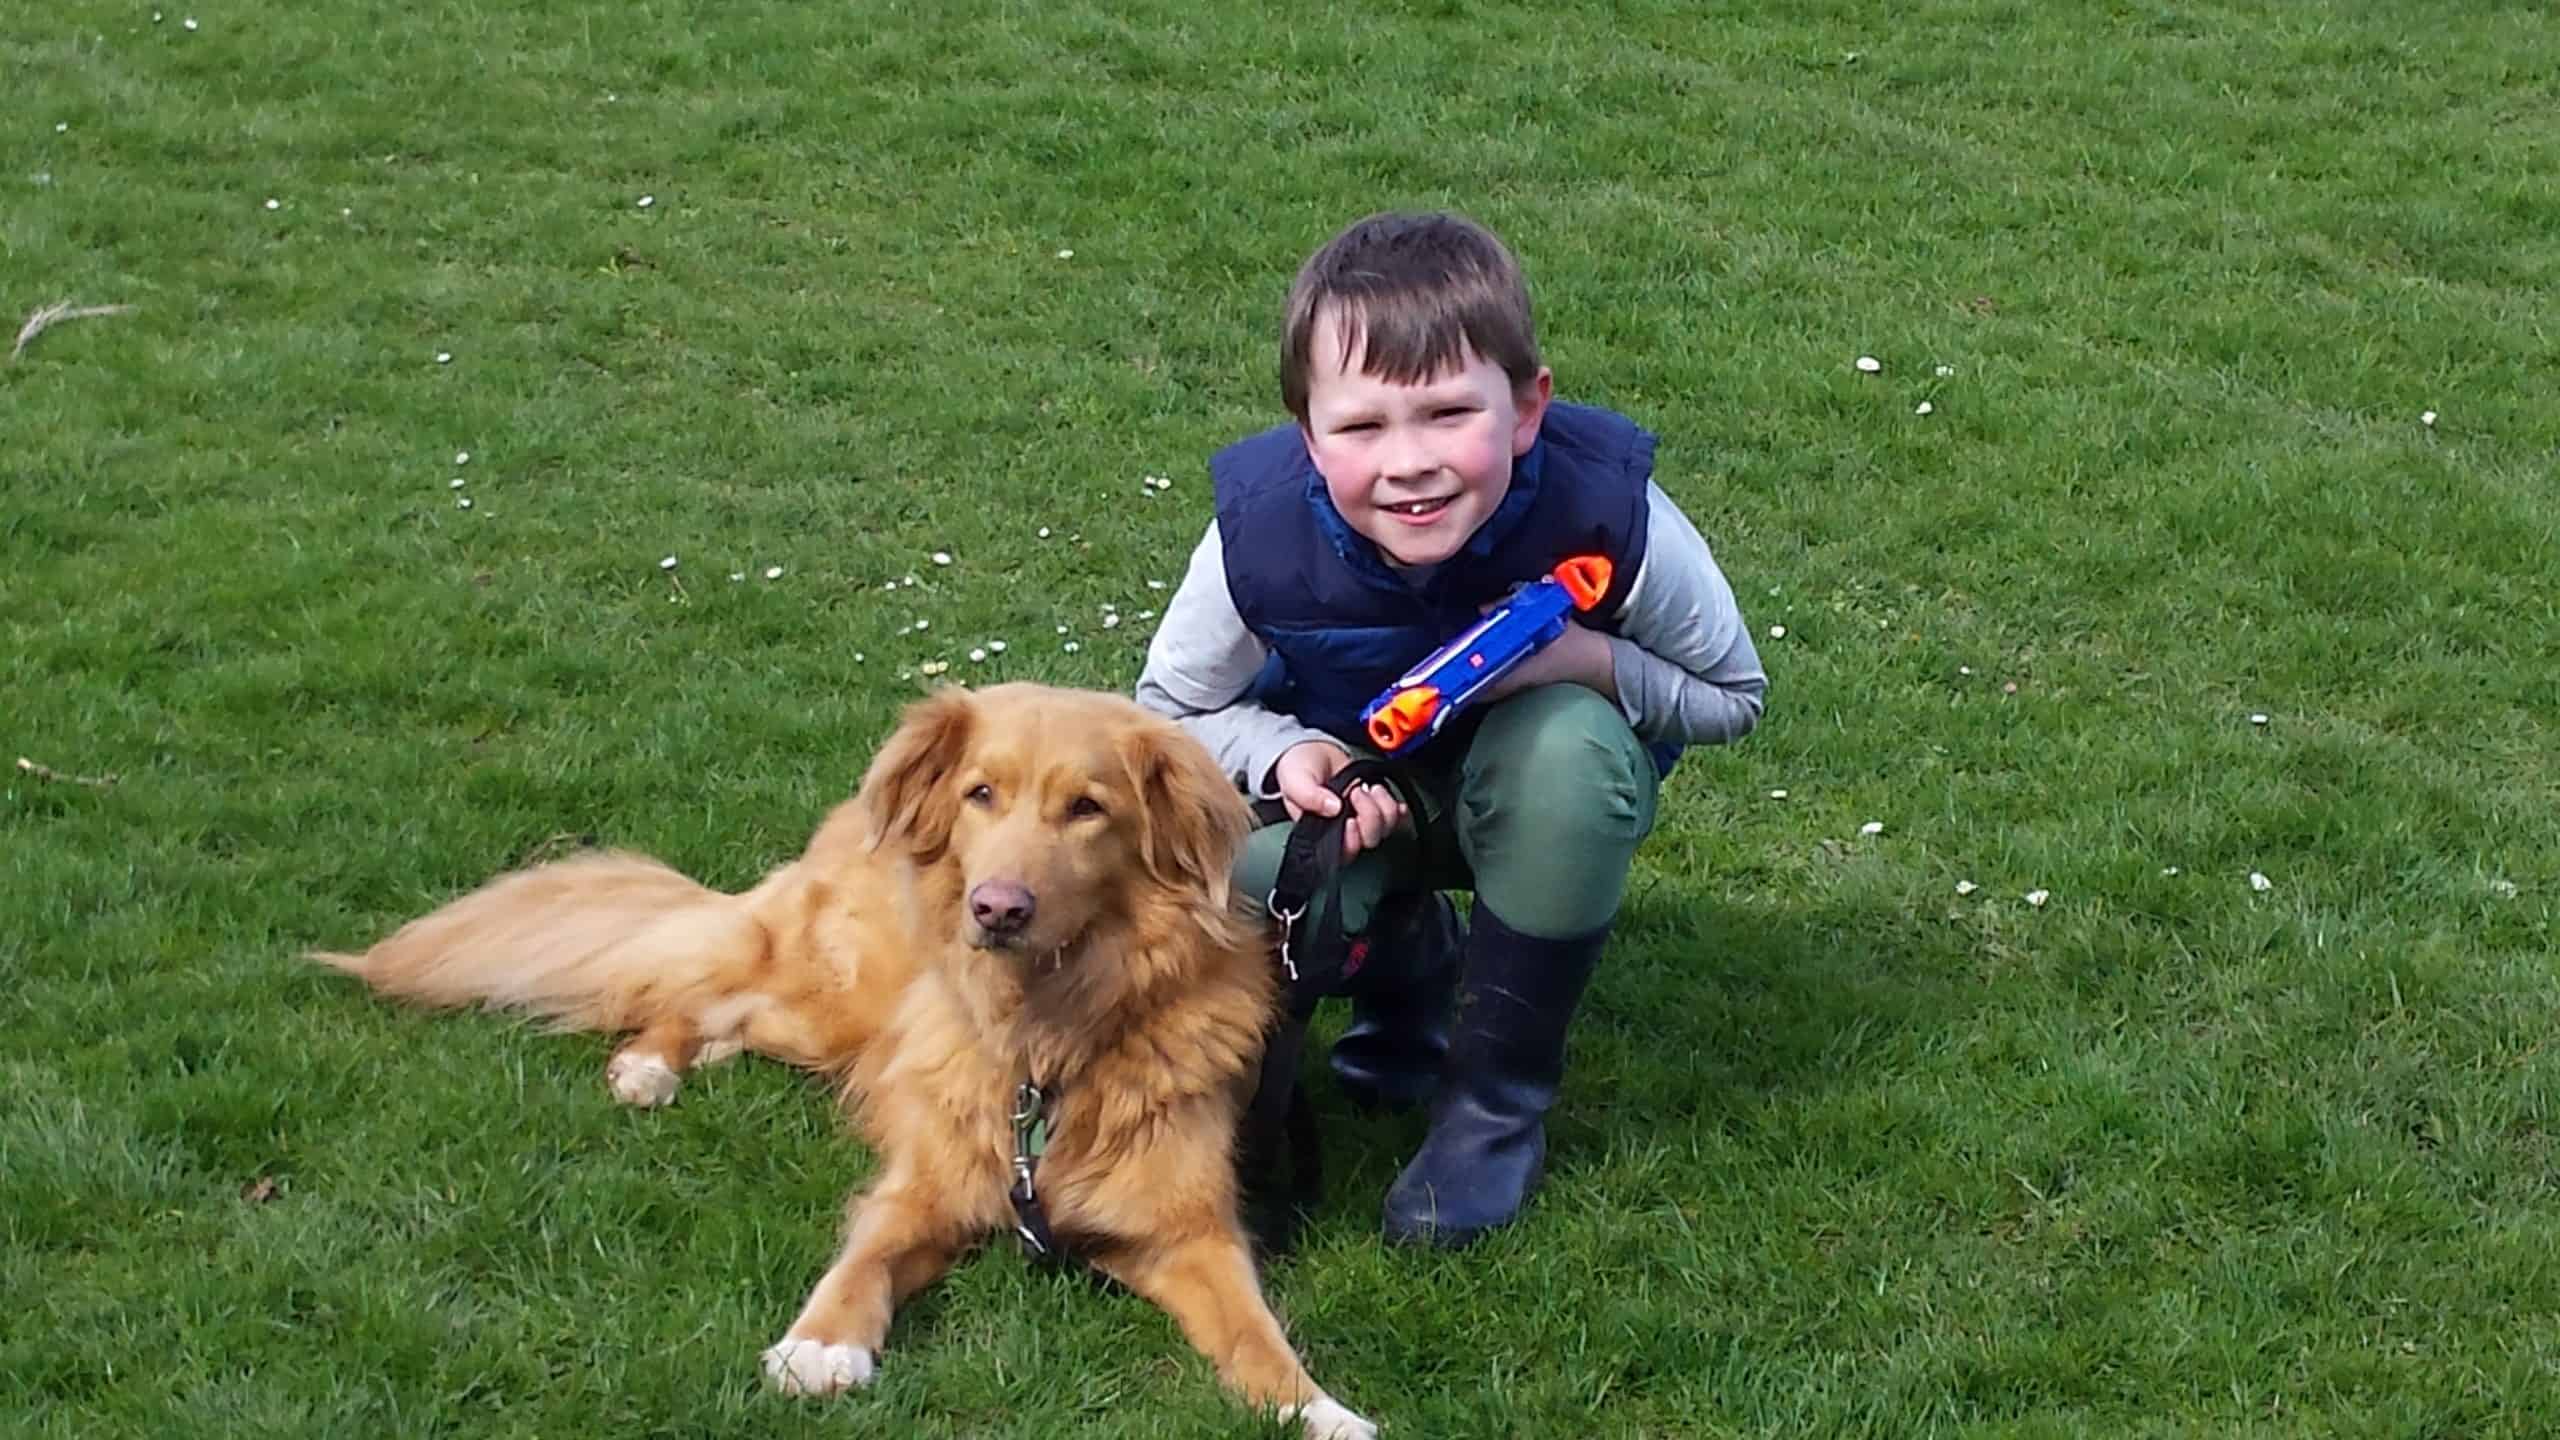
[313,850,755,1034]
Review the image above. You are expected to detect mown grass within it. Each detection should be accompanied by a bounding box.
[8,0,2558,1434]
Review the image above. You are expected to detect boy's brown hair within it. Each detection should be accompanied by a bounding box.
[1279,211,1542,423]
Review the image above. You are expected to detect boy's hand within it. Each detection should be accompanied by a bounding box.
[1485,618,1617,703]
[1272,740,1408,861]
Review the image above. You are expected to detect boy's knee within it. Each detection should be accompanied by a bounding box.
[1465,686,1658,844]
[1232,821,1291,920]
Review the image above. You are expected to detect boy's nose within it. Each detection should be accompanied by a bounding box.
[1375,426,1433,481]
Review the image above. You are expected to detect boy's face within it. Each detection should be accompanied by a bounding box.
[1298,309,1552,569]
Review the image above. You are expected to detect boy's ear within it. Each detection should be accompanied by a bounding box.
[1511,366,1554,456]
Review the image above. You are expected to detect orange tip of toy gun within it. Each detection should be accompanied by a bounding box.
[1555,554,1612,610]
[1365,685,1443,752]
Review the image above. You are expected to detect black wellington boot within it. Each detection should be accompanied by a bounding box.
[1380,906,1606,1248]
[1327,892,1463,1113]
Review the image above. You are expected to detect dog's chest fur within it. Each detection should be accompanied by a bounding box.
[848,944,1261,1251]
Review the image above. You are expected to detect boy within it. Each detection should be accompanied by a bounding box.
[1137,211,1766,1247]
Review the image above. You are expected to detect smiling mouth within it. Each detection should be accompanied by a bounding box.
[1384,496,1454,519]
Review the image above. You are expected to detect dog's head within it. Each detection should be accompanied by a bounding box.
[854,683,1249,960]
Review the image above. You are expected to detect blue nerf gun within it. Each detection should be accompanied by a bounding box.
[1359,554,1614,755]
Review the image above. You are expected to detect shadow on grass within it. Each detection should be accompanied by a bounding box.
[1295,886,1982,1217]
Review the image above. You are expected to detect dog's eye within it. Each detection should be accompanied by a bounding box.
[965,783,995,806]
[1068,796,1107,820]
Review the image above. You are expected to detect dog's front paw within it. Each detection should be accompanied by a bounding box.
[1289,1394,1378,1440]
[761,1336,876,1396]
[606,1051,681,1107]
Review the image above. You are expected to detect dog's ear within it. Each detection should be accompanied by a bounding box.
[1120,719,1250,907]
[856,687,977,857]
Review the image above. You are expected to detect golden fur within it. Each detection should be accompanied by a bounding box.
[318,683,1372,1439]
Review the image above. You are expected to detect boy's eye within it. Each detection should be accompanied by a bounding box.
[965,783,995,806]
[1434,406,1476,421]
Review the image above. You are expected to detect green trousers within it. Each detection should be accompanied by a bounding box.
[1234,685,1662,943]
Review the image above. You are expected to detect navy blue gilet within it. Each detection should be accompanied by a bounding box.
[1211,400,1678,775]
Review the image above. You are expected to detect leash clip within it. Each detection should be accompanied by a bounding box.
[1264,889,1305,982]
[1008,1079,1060,1261]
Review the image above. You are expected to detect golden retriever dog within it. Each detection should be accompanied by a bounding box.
[317,683,1373,1439]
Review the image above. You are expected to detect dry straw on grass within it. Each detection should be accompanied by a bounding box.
[11,300,135,361]
[15,756,121,788]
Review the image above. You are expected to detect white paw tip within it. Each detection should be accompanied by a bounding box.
[761,1337,876,1395]
[1290,1395,1378,1440]
[606,1052,680,1107]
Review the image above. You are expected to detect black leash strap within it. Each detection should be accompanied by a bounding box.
[1239,759,1414,1256]
[1264,759,1414,991]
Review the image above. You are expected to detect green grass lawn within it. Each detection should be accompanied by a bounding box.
[9,0,2558,1433]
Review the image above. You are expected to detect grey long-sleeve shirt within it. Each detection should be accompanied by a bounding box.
[1137,483,1767,797]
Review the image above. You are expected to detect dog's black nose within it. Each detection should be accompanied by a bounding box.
[969,882,1036,938]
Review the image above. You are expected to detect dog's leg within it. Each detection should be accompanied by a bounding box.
[761,1172,970,1397]
[1098,1228,1377,1440]
[605,1016,701,1107]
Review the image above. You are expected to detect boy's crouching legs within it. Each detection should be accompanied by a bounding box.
[1327,890,1464,1112]
[1232,805,1458,1111]
[1382,685,1658,1247]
